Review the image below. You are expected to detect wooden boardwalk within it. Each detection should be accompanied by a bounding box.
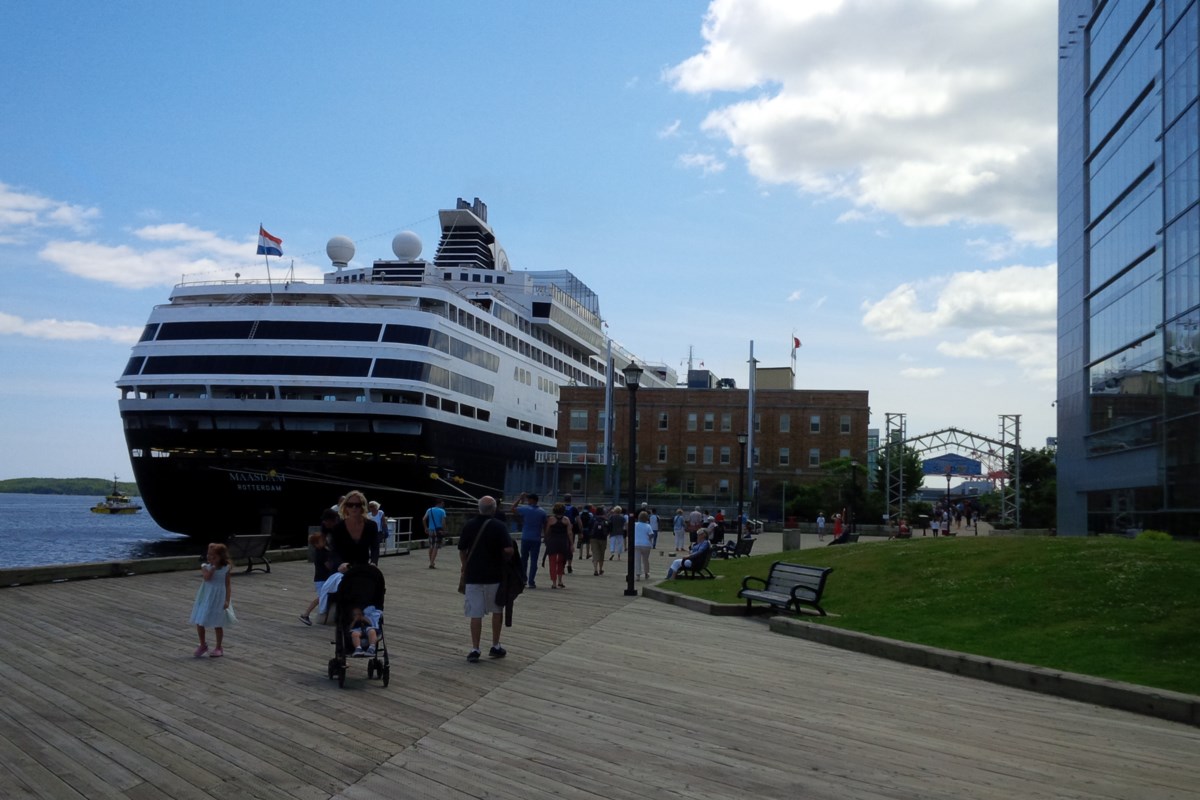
[0,546,1196,799]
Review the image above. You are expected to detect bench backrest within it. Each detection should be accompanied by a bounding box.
[735,537,756,556]
[765,562,832,602]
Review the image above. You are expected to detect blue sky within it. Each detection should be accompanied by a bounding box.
[0,0,1058,481]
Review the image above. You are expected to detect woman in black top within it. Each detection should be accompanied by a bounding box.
[330,490,378,571]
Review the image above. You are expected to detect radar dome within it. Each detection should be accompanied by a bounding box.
[391,231,422,261]
[326,236,355,268]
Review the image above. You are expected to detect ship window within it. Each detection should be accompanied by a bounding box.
[253,321,381,342]
[507,417,519,429]
[443,272,452,280]
[214,417,279,430]
[138,324,158,342]
[122,356,146,376]
[497,276,504,284]
[425,395,439,409]
[460,404,475,418]
[459,273,468,281]
[532,424,544,436]
[142,355,370,377]
[471,274,480,282]
[441,399,458,414]
[156,321,254,340]
[477,409,490,422]
[520,420,532,432]
[484,275,493,283]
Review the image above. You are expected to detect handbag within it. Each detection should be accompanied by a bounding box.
[224,604,237,625]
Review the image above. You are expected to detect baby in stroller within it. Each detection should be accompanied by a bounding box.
[327,564,390,688]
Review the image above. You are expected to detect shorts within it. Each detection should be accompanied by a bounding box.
[463,582,502,617]
[313,581,324,595]
[350,625,376,636]
[430,529,445,548]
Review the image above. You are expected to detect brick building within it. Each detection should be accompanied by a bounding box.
[553,384,870,516]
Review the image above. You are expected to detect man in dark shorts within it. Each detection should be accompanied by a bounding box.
[424,497,447,569]
[458,496,514,662]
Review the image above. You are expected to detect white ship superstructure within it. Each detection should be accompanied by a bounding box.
[117,198,673,540]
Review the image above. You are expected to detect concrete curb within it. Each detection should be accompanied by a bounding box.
[643,585,1200,728]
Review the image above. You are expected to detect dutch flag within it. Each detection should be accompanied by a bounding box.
[257,226,283,257]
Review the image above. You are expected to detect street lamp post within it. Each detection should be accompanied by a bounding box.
[622,361,642,597]
[849,460,859,534]
[736,433,748,538]
[944,466,952,535]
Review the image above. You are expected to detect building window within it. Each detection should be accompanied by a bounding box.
[809,448,820,467]
[753,414,761,433]
[658,445,668,463]
[753,447,760,466]
[721,412,732,432]
[686,446,697,464]
[597,413,607,432]
[840,415,851,434]
[839,448,850,458]
[569,409,587,430]
[720,446,730,465]
[658,412,669,430]
[703,412,715,431]
[780,414,790,433]
[684,478,696,493]
[569,441,587,461]
[810,415,821,433]
[718,479,730,493]
[779,447,790,466]
[687,413,698,431]
[703,446,714,464]
[571,473,582,491]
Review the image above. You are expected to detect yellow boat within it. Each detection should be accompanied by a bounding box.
[91,476,142,515]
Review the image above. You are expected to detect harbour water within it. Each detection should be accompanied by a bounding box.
[0,493,203,569]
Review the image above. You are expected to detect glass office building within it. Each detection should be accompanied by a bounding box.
[1058,0,1200,535]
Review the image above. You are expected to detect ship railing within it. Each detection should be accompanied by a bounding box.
[535,451,608,465]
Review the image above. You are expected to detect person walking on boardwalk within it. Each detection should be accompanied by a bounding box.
[607,505,626,561]
[633,510,653,581]
[300,530,334,625]
[672,508,686,554]
[190,542,232,658]
[330,491,379,572]
[459,495,515,662]
[511,492,547,589]
[423,497,447,569]
[589,506,609,575]
[816,511,826,541]
[544,502,573,589]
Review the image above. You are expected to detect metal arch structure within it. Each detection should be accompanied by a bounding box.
[877,414,1022,526]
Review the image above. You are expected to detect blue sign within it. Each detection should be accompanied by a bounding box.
[922,453,982,476]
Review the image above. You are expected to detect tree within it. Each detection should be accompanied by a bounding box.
[1016,446,1057,528]
[873,444,925,511]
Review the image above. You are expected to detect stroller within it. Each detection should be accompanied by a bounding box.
[326,564,390,689]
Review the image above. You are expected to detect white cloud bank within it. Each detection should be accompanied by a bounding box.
[667,0,1057,246]
[0,182,100,241]
[0,311,141,343]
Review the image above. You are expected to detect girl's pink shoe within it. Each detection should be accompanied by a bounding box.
[209,647,224,658]
[193,644,208,658]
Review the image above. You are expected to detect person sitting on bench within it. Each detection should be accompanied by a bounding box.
[666,530,711,579]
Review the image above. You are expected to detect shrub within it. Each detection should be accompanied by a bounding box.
[1136,529,1173,542]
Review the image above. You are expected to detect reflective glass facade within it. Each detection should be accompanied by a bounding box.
[1058,0,1200,534]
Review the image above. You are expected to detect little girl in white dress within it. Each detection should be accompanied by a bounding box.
[190,543,232,658]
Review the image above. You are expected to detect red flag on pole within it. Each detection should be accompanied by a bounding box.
[792,336,801,350]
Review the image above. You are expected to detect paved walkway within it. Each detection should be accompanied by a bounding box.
[0,542,1196,799]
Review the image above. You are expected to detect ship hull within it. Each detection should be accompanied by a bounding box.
[122,413,537,545]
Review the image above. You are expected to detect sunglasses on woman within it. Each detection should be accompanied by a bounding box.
[344,502,364,509]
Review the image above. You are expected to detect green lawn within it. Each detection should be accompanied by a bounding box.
[659,537,1200,696]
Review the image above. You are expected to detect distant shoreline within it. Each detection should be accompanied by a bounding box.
[0,478,139,496]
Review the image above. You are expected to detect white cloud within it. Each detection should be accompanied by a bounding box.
[787,289,803,301]
[39,223,323,289]
[678,152,727,175]
[861,262,1057,380]
[658,120,682,139]
[668,0,1057,245]
[0,182,100,236]
[0,311,140,343]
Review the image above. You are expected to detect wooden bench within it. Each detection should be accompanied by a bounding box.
[226,534,272,574]
[677,546,715,579]
[714,536,757,559]
[738,562,834,616]
[826,533,860,546]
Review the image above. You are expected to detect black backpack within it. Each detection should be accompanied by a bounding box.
[579,510,593,532]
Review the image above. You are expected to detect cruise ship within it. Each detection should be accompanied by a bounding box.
[117,198,673,543]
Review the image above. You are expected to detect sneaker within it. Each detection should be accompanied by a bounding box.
[299,615,312,626]
[193,644,208,658]
[429,564,436,569]
[366,645,376,656]
[467,649,481,663]
[352,647,365,658]
[488,645,507,659]
[566,564,573,574]
[209,647,224,658]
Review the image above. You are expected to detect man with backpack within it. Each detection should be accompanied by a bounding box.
[588,505,610,575]
[576,504,594,561]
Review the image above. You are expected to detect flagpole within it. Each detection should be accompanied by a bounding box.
[261,222,275,306]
